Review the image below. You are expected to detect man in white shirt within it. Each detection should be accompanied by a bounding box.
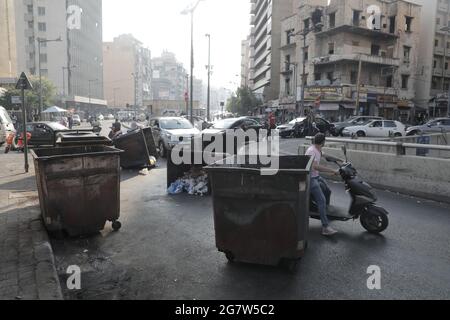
[306,133,339,236]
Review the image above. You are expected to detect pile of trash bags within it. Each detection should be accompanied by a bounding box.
[168,167,209,196]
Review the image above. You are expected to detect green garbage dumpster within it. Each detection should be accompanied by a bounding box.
[206,155,313,270]
[31,145,123,237]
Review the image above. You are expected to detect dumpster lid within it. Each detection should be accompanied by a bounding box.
[56,131,112,147]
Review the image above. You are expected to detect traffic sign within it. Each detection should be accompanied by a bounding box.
[11,96,22,104]
[15,72,33,90]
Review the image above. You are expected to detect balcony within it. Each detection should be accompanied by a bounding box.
[434,68,444,76]
[313,53,400,67]
[434,47,445,56]
[315,24,399,41]
[438,2,449,12]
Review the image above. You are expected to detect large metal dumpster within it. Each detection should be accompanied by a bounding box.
[113,127,158,169]
[206,155,313,270]
[31,145,122,237]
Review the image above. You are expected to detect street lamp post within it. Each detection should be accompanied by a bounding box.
[37,37,62,119]
[182,0,206,124]
[205,33,211,122]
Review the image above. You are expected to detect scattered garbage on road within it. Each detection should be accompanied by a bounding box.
[168,166,209,196]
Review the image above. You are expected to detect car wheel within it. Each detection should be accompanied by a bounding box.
[357,131,366,137]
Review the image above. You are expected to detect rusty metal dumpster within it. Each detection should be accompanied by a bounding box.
[113,127,158,169]
[31,145,122,237]
[206,155,313,270]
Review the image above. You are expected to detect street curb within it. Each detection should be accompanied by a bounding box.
[36,226,64,300]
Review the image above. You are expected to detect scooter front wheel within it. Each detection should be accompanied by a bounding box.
[360,206,389,234]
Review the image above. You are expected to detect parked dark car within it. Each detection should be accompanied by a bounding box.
[333,116,384,136]
[24,122,69,147]
[202,117,264,154]
[406,118,450,136]
[276,117,336,138]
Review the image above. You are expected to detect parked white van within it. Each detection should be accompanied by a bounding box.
[0,106,16,146]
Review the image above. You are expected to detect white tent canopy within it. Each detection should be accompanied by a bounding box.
[42,106,68,113]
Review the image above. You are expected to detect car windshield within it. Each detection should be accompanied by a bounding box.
[212,119,238,129]
[160,118,193,130]
[289,118,306,125]
[49,123,69,130]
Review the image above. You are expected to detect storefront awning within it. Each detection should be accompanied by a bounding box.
[319,103,340,111]
[339,104,356,110]
[378,103,397,109]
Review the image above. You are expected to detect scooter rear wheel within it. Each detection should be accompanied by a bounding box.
[360,207,389,234]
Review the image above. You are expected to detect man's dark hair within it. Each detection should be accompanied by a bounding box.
[314,133,326,146]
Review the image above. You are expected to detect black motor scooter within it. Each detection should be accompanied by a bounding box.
[310,146,389,234]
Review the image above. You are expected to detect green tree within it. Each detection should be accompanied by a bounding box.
[226,86,262,115]
[0,76,57,113]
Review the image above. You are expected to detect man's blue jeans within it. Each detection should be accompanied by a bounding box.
[310,176,331,227]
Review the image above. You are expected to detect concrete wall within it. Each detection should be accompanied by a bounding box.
[320,147,450,204]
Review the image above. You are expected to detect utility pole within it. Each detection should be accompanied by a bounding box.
[182,0,206,124]
[355,56,363,116]
[206,34,211,122]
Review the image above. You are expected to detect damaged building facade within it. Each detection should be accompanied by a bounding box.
[278,0,422,122]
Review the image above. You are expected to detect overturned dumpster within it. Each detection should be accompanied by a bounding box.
[113,127,158,169]
[32,145,122,237]
[206,155,313,270]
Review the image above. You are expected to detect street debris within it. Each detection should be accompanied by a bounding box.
[168,167,209,196]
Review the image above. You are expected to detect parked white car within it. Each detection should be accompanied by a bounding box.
[342,120,406,137]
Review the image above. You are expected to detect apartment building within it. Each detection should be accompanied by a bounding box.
[0,0,106,112]
[415,0,450,117]
[278,0,422,122]
[248,0,294,103]
[103,34,152,109]
[152,51,187,101]
[241,36,251,87]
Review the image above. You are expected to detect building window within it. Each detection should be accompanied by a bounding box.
[315,73,321,81]
[403,46,411,61]
[304,18,310,30]
[352,41,360,47]
[285,55,291,71]
[446,61,449,70]
[401,75,409,89]
[285,78,291,96]
[371,44,381,56]
[389,16,396,34]
[286,31,292,45]
[350,71,357,84]
[437,18,441,26]
[434,60,438,68]
[328,43,335,54]
[28,21,33,29]
[353,10,361,26]
[405,16,413,32]
[304,47,309,61]
[327,72,334,83]
[435,39,439,47]
[386,75,393,87]
[329,12,336,28]
[38,22,46,32]
[38,7,45,16]
[40,54,47,63]
[27,5,33,14]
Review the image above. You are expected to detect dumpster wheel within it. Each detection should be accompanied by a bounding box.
[225,251,235,263]
[112,220,122,231]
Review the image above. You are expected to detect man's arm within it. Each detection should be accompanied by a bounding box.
[312,161,339,175]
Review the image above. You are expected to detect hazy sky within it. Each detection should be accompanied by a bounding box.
[103,0,251,90]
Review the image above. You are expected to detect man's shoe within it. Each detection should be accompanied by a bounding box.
[322,226,338,236]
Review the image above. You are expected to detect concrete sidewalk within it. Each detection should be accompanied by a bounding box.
[0,150,62,300]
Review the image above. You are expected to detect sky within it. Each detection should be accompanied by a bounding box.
[103,0,251,90]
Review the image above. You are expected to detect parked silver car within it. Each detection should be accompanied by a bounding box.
[149,117,200,158]
[406,118,450,136]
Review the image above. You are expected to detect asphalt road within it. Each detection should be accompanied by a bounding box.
[48,133,450,300]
